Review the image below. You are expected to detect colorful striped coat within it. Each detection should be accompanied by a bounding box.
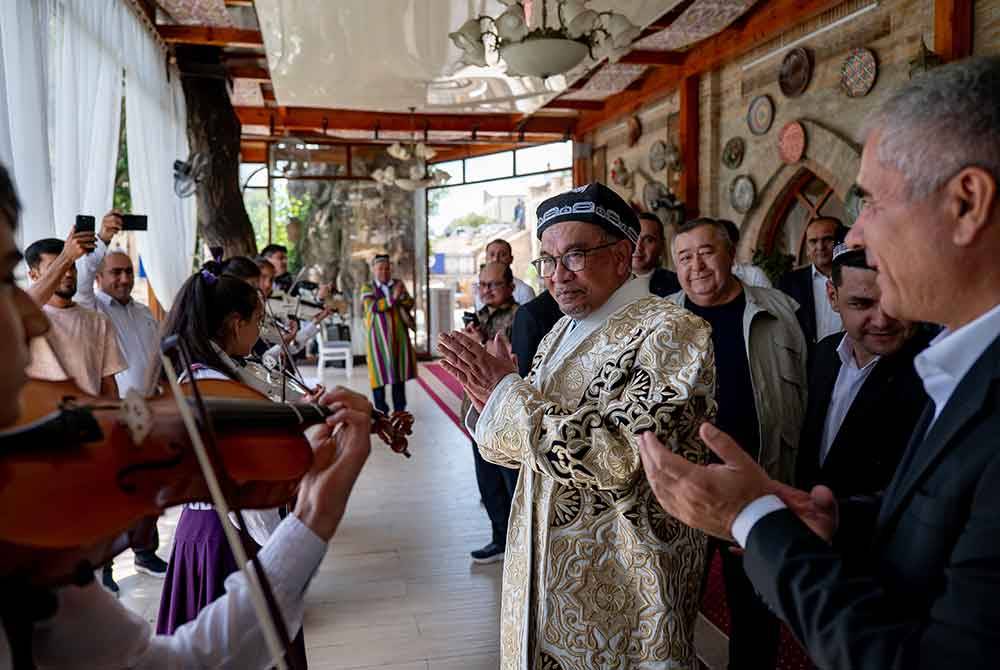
[361,280,417,389]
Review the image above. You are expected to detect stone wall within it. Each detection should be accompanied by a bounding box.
[589,0,1000,264]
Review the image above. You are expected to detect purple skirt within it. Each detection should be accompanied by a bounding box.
[155,506,238,635]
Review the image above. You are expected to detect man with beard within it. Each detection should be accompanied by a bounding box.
[25,234,126,398]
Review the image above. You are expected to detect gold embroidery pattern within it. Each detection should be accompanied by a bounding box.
[480,297,717,669]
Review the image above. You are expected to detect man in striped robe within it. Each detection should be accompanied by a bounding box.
[360,254,416,413]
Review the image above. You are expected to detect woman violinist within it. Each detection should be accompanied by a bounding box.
[0,165,373,669]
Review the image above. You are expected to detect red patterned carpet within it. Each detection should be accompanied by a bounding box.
[421,361,814,670]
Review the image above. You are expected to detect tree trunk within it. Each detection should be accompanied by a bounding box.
[176,46,256,258]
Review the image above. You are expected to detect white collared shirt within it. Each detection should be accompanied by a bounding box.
[819,334,881,465]
[915,301,1000,427]
[812,265,843,341]
[76,239,160,397]
[732,300,1000,548]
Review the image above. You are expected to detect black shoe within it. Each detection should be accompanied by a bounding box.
[470,542,505,565]
[102,565,120,594]
[134,552,168,578]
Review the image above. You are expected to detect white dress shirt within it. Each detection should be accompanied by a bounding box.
[812,265,843,341]
[732,300,1000,548]
[76,239,160,397]
[819,335,881,465]
[473,276,536,312]
[22,515,326,670]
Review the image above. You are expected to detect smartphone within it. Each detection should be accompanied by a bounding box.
[121,214,148,231]
[75,215,95,233]
[461,311,478,327]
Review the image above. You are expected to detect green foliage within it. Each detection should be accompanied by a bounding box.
[427,187,446,217]
[113,97,131,213]
[752,247,795,285]
[445,212,491,236]
[244,181,314,272]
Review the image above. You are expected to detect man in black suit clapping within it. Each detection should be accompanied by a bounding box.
[640,56,1000,669]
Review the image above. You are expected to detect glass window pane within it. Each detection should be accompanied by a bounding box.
[240,163,267,188]
[463,151,514,182]
[429,159,463,185]
[515,141,573,175]
[270,144,347,178]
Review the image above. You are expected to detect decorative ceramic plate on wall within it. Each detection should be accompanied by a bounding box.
[730,175,756,213]
[722,137,745,169]
[779,47,812,98]
[778,121,806,163]
[841,48,878,97]
[649,140,668,172]
[747,95,774,135]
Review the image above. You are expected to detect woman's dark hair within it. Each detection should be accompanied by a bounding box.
[0,165,20,230]
[158,264,261,381]
[220,256,261,282]
[253,256,275,273]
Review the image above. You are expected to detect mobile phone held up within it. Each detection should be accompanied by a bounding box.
[75,215,96,233]
[120,214,148,231]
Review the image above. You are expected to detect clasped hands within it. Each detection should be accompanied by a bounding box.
[639,423,839,546]
[438,330,518,412]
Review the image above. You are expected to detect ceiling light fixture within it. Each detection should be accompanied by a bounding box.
[449,0,641,79]
[372,108,452,191]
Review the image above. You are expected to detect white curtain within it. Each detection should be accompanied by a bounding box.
[124,8,195,310]
[49,0,125,237]
[0,0,55,248]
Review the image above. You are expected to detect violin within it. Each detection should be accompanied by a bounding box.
[0,378,413,573]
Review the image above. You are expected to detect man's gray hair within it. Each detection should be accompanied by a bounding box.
[862,56,1000,200]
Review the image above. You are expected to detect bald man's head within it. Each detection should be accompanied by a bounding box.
[96,250,135,305]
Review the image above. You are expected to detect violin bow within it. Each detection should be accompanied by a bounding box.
[160,339,297,670]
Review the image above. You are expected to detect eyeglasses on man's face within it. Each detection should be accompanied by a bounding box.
[480,280,510,291]
[531,241,618,278]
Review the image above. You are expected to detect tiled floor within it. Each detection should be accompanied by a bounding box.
[113,363,727,669]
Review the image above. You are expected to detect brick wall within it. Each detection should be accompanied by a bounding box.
[589,0,1000,262]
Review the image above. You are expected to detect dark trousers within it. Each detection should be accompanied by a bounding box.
[471,440,519,546]
[372,381,407,414]
[703,538,781,670]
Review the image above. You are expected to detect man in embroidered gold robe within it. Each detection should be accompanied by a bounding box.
[439,183,716,670]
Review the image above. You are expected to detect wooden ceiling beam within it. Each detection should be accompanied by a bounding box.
[544,99,605,111]
[934,0,973,61]
[228,65,270,81]
[573,0,844,136]
[235,106,576,135]
[617,50,685,66]
[159,25,264,48]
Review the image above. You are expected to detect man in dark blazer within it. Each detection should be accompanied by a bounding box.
[638,56,1000,669]
[633,211,681,297]
[796,247,933,501]
[777,217,847,347]
[510,285,562,377]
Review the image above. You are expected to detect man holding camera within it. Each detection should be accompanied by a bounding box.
[461,261,520,564]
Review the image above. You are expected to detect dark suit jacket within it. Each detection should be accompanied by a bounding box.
[648,267,681,298]
[796,329,932,498]
[510,290,562,377]
[778,265,817,345]
[745,332,1000,669]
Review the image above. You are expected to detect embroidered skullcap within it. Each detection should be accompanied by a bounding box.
[535,182,640,244]
[373,253,390,264]
[832,243,869,269]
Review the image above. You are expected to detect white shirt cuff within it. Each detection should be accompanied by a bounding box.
[731,494,787,548]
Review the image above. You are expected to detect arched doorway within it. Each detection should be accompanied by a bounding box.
[761,167,847,265]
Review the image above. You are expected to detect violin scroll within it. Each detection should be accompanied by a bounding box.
[372,410,413,458]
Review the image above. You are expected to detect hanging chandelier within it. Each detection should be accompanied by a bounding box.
[449,0,642,79]
[371,108,452,191]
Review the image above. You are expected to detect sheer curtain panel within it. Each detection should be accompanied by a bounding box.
[0,0,55,248]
